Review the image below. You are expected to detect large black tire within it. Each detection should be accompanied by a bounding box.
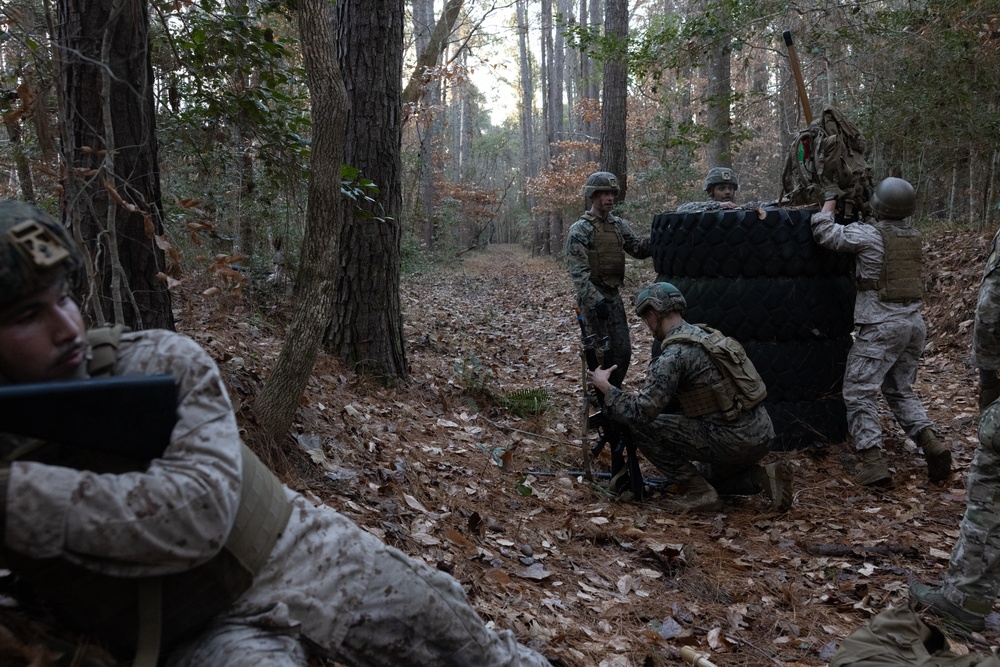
[661,275,855,342]
[743,338,852,403]
[765,399,849,451]
[650,206,855,449]
[652,208,853,279]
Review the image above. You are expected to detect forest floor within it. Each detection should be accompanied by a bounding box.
[205,228,994,667]
[1,227,995,667]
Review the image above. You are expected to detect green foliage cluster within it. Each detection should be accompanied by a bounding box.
[453,353,550,418]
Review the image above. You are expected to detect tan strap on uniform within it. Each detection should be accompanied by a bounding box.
[85,325,129,377]
[133,578,163,667]
[227,444,294,574]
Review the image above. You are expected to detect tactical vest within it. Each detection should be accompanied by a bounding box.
[4,327,293,663]
[661,325,767,421]
[584,213,625,288]
[857,221,923,303]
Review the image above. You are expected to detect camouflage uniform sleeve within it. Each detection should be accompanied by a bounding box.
[675,200,719,214]
[810,210,879,253]
[617,216,651,259]
[5,331,242,577]
[604,345,686,422]
[565,218,604,308]
[974,253,1000,370]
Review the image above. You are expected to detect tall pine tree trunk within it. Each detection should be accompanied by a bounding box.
[705,23,732,167]
[600,0,627,201]
[516,0,537,246]
[254,0,347,441]
[325,0,407,383]
[59,0,173,330]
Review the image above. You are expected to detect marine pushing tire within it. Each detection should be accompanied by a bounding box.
[652,206,855,449]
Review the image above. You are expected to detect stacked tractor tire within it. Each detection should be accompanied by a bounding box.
[651,207,855,450]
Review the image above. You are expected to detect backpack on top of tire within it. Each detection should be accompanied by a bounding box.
[651,207,855,450]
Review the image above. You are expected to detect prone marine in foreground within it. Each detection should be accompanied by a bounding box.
[0,200,550,667]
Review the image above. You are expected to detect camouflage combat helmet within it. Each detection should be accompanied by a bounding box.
[870,177,916,220]
[635,282,687,316]
[583,171,620,200]
[704,167,739,193]
[0,201,81,306]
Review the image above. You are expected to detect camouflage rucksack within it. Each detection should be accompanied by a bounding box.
[781,106,875,220]
[831,604,1000,666]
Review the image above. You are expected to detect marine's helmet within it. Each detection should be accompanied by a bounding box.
[0,201,81,306]
[635,282,687,317]
[583,171,620,200]
[703,167,739,193]
[870,177,916,220]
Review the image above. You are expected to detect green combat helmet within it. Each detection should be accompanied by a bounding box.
[635,282,687,317]
[870,177,916,220]
[0,201,81,306]
[583,171,620,200]
[704,167,739,193]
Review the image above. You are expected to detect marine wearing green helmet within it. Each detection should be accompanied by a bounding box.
[0,201,81,306]
[634,282,686,317]
[703,167,739,194]
[870,177,916,220]
[582,171,620,200]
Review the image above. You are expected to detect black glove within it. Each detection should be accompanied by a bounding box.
[594,299,611,320]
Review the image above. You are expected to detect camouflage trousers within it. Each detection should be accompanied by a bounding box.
[939,399,1000,617]
[843,317,933,452]
[165,526,550,667]
[630,404,774,493]
[580,289,632,387]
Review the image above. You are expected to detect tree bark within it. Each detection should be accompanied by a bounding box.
[705,24,732,167]
[516,0,537,233]
[60,0,173,330]
[413,0,437,248]
[3,116,35,202]
[254,0,347,442]
[599,0,627,201]
[325,0,407,383]
[401,0,463,124]
[540,0,553,164]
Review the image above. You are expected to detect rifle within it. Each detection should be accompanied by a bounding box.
[575,307,646,500]
[0,375,178,460]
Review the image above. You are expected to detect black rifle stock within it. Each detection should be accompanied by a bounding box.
[0,375,178,460]
[575,308,646,500]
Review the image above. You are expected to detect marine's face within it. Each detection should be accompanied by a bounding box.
[590,190,616,215]
[0,280,86,383]
[710,183,736,202]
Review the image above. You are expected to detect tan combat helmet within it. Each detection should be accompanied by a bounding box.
[583,171,620,200]
[0,201,81,306]
[870,177,916,220]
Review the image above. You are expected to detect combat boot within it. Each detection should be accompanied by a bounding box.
[655,475,722,513]
[915,428,951,483]
[855,447,892,487]
[909,582,987,632]
[752,462,794,512]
